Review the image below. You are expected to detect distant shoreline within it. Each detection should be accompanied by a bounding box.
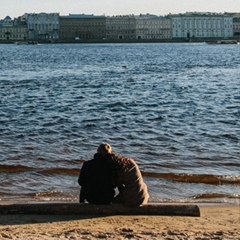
[1,38,239,44]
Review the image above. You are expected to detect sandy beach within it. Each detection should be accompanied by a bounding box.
[0,204,239,240]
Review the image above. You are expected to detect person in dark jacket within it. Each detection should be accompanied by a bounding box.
[78,143,115,204]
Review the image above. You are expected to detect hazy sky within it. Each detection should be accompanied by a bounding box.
[1,0,240,19]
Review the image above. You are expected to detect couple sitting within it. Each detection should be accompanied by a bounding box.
[78,143,149,206]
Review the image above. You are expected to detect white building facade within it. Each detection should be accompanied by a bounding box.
[172,12,233,39]
[26,13,59,41]
[136,15,172,39]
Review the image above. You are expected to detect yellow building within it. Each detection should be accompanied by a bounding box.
[106,15,136,40]
[136,14,172,40]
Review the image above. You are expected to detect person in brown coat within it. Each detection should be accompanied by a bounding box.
[106,148,149,206]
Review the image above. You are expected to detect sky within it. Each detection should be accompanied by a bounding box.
[1,0,240,19]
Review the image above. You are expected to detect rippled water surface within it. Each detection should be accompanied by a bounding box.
[0,43,239,204]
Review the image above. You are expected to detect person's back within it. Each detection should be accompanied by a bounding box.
[78,144,115,204]
[107,153,149,206]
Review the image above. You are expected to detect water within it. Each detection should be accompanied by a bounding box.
[0,43,239,204]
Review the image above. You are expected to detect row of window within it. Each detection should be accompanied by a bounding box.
[173,18,232,23]
[173,23,233,28]
[61,22,105,26]
[137,31,171,34]
[137,25,171,28]
[174,33,230,37]
[29,34,59,38]
[173,24,233,29]
[175,29,232,33]
[106,26,135,30]
[0,34,26,38]
[107,21,135,25]
[136,20,170,24]
[105,35,171,39]
[0,30,27,34]
[137,35,172,39]
[61,34,104,38]
[174,29,232,37]
[29,23,58,27]
[60,28,105,32]
[105,30,135,34]
[29,27,59,31]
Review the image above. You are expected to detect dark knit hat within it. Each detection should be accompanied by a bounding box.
[97,143,112,156]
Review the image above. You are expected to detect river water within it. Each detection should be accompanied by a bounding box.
[0,42,239,204]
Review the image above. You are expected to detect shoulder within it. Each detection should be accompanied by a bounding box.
[81,159,93,169]
[93,153,105,161]
[107,153,134,168]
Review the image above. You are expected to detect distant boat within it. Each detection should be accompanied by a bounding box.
[27,41,38,45]
[14,41,38,45]
[14,41,28,45]
[205,40,238,45]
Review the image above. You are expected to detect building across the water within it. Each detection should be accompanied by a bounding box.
[135,14,172,40]
[59,14,106,41]
[0,11,239,43]
[232,13,240,39]
[106,15,136,40]
[171,12,233,39]
[0,15,28,41]
[25,13,59,41]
